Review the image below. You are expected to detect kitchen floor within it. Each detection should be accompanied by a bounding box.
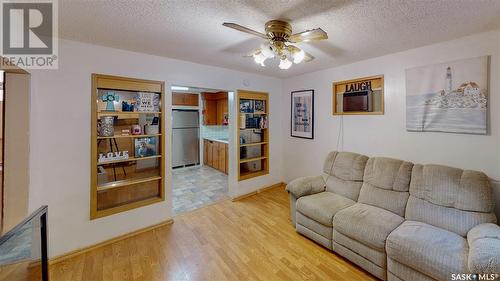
[172,165,228,215]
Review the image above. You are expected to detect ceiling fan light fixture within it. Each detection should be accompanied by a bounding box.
[292,49,305,64]
[260,43,275,59]
[253,52,266,66]
[222,20,327,69]
[279,58,292,70]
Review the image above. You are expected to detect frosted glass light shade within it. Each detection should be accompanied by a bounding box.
[293,49,305,64]
[253,52,266,66]
[279,58,292,70]
[260,43,275,59]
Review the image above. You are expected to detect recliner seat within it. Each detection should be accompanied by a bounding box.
[333,157,413,280]
[386,164,498,281]
[287,151,368,250]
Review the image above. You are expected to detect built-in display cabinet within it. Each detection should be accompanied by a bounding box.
[90,74,165,219]
[237,90,269,181]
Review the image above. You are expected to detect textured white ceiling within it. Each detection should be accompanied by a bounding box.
[59,0,500,78]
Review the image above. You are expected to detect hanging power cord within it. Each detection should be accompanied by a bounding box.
[335,114,344,152]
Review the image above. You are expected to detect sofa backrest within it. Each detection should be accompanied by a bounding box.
[406,164,497,237]
[358,157,414,217]
[323,151,368,201]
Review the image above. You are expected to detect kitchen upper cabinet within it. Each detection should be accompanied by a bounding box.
[172,93,199,106]
[202,92,228,126]
[204,99,217,125]
[217,99,228,125]
[203,139,228,174]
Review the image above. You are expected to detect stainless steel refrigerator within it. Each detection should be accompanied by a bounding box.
[172,109,200,168]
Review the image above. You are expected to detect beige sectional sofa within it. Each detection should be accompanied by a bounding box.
[286,151,500,281]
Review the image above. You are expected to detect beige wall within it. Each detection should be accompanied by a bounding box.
[3,73,30,233]
[282,29,500,220]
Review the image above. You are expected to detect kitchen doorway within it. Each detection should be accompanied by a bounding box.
[0,69,30,234]
[171,85,230,215]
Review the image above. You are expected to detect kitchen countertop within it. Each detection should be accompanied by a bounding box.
[203,137,228,144]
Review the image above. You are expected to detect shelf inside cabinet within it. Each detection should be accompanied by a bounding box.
[239,156,267,163]
[97,175,162,191]
[239,170,269,181]
[97,134,161,140]
[241,112,267,115]
[239,141,267,147]
[98,111,161,116]
[97,155,161,165]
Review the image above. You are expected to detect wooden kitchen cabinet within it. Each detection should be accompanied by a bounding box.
[218,142,226,172]
[216,99,228,125]
[204,99,217,125]
[224,144,228,173]
[203,139,228,174]
[202,92,228,126]
[172,92,199,106]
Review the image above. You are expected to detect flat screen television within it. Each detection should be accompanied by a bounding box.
[0,206,48,281]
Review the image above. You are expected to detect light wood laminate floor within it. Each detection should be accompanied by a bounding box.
[50,186,377,281]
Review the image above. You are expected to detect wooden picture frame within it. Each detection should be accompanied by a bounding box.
[332,75,384,115]
[291,90,314,139]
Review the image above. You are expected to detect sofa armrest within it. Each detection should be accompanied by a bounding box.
[285,175,326,199]
[467,223,500,273]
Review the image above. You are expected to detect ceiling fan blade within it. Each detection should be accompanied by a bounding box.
[243,48,261,57]
[288,28,328,43]
[222,23,268,39]
[303,51,314,62]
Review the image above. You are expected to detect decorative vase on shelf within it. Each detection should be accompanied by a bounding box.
[99,116,114,137]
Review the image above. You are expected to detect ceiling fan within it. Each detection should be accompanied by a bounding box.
[222,20,328,70]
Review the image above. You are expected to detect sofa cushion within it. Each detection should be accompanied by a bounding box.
[296,192,355,227]
[322,151,368,201]
[358,157,413,217]
[296,212,332,239]
[364,157,413,192]
[323,151,368,181]
[410,164,494,212]
[406,196,497,237]
[333,203,404,251]
[407,164,496,236]
[325,176,363,202]
[386,221,469,281]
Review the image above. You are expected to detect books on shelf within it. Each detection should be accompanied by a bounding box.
[239,99,266,114]
[240,114,268,129]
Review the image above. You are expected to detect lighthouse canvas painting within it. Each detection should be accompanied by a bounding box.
[406,56,488,134]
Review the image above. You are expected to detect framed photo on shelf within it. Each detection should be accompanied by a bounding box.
[135,92,160,112]
[239,99,254,113]
[134,137,157,157]
[254,100,265,114]
[291,90,314,139]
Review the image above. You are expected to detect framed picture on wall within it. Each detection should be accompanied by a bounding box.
[406,56,488,134]
[291,90,314,139]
